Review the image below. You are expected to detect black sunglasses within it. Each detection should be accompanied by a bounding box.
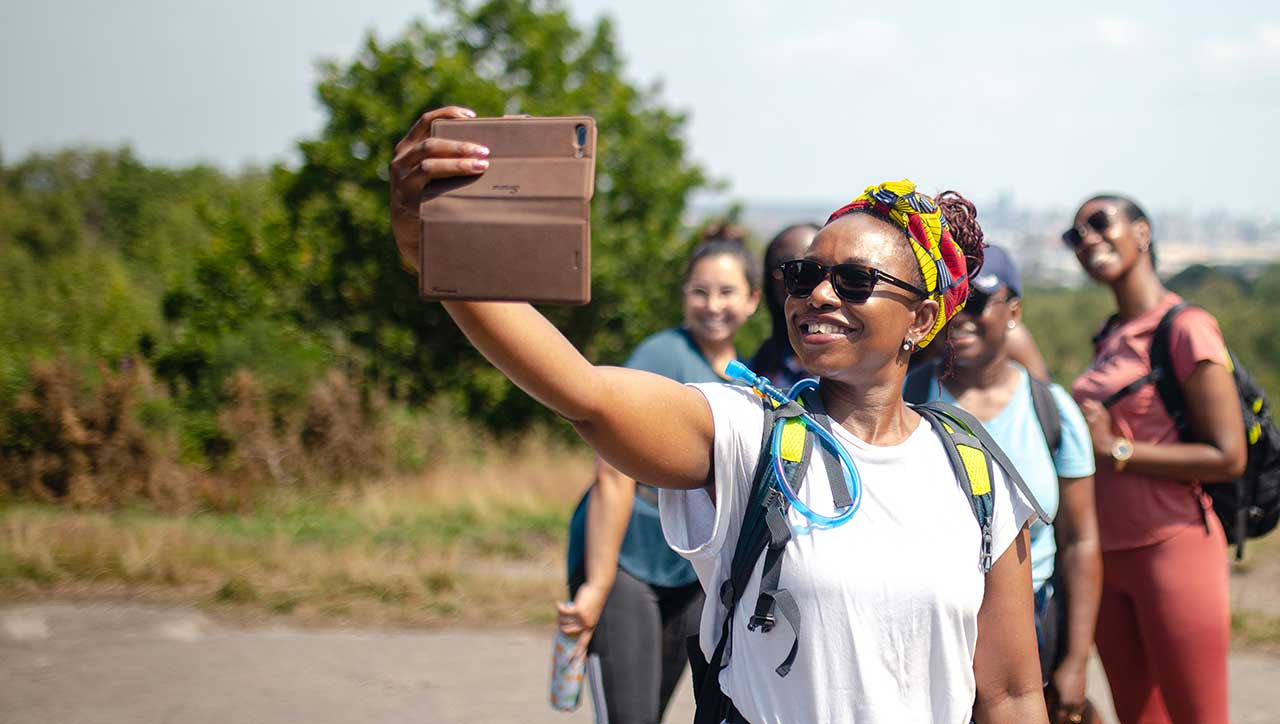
[964,289,1013,317]
[1062,210,1114,249]
[777,259,929,304]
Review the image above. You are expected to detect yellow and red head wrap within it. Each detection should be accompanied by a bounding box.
[825,179,973,349]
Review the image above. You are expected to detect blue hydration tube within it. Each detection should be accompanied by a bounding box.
[724,361,862,531]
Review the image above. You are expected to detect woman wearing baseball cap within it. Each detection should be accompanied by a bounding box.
[905,246,1103,723]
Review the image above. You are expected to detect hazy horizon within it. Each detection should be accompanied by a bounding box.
[4,1,1279,214]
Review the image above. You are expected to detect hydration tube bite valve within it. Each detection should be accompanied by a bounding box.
[724,361,863,532]
[725,360,789,406]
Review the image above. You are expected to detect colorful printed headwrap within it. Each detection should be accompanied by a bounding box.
[825,179,972,349]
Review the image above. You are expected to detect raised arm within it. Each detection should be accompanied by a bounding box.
[390,107,715,489]
[972,527,1050,724]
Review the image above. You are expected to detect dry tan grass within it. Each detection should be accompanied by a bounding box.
[0,433,594,628]
[15,429,1272,641]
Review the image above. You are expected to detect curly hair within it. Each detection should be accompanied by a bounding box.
[932,189,987,380]
[935,190,986,282]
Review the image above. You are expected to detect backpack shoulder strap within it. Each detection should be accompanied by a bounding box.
[1092,313,1122,349]
[699,392,778,707]
[917,401,1052,526]
[1099,302,1192,418]
[914,404,995,566]
[1149,302,1193,439]
[727,388,845,679]
[750,389,847,677]
[1027,374,1062,455]
[722,394,783,612]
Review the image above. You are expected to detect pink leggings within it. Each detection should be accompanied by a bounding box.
[1096,517,1230,724]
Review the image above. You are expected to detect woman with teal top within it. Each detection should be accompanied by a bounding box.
[560,231,761,724]
[904,246,1102,723]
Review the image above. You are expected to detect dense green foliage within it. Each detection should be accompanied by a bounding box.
[0,0,712,504]
[278,0,706,431]
[0,149,234,400]
[1,0,1279,508]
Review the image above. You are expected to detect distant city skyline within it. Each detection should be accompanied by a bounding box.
[693,197,1280,284]
[3,1,1280,213]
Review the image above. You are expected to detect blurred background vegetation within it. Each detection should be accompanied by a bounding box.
[3,0,1280,511]
[1,0,1278,632]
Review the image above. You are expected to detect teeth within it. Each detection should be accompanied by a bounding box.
[806,323,848,335]
[1085,249,1116,269]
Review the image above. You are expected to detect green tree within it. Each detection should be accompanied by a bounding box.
[280,0,707,431]
[0,149,244,405]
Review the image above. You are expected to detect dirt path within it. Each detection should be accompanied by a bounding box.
[3,602,1277,723]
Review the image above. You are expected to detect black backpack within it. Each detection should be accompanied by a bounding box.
[1099,302,1280,560]
[688,387,1049,724]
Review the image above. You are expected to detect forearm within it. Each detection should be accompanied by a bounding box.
[1056,538,1102,668]
[441,300,713,489]
[1098,439,1243,483]
[973,529,1048,724]
[582,461,636,590]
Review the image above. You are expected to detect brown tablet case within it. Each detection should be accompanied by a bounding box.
[419,116,596,305]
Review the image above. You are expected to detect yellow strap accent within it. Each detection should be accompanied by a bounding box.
[1254,397,1264,414]
[780,417,806,462]
[957,444,991,496]
[1249,421,1262,445]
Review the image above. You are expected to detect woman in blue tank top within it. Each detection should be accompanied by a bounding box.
[903,246,1102,723]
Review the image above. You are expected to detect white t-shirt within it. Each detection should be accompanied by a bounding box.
[659,383,1036,724]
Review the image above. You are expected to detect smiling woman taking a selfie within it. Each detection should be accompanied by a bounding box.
[390,106,1049,724]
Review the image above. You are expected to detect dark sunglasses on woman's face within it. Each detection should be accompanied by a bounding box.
[777,259,929,304]
[1061,209,1114,249]
[964,289,1012,317]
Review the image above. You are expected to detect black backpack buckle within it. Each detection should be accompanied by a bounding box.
[747,613,776,632]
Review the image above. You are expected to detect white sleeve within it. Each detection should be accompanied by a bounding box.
[989,464,1036,561]
[659,383,765,562]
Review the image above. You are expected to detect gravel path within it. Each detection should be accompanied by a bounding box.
[3,602,1277,723]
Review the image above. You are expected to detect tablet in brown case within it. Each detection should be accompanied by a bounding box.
[419,116,597,305]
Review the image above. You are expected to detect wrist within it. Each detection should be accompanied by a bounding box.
[1055,652,1089,671]
[579,576,614,596]
[1110,436,1134,472]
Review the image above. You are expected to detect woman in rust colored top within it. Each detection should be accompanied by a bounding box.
[1067,194,1245,724]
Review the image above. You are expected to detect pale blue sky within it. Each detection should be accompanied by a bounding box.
[2,1,1278,213]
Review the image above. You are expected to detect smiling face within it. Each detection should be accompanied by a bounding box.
[1070,199,1152,284]
[682,253,760,347]
[949,286,1021,369]
[784,213,939,385]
